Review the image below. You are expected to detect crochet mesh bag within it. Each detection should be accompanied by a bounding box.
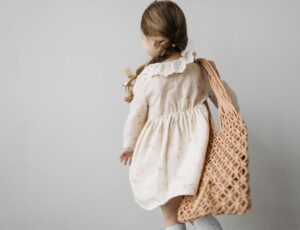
[177,58,252,223]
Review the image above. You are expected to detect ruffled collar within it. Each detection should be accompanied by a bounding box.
[139,49,197,78]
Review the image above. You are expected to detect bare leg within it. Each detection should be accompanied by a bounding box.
[159,195,187,229]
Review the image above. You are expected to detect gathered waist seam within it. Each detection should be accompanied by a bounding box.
[148,103,207,120]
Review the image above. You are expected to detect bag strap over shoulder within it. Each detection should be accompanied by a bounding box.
[194,58,239,117]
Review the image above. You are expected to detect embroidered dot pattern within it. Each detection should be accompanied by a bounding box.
[122,50,243,211]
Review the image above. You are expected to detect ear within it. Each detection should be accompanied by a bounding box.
[153,40,160,48]
[153,38,165,49]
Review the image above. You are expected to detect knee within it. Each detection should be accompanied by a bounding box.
[161,210,178,222]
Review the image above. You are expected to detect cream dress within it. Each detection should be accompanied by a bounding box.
[122,49,240,210]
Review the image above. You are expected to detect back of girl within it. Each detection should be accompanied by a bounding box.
[119,1,239,229]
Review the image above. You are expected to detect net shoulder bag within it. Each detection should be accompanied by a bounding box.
[177,58,252,223]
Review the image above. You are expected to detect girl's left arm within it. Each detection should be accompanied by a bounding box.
[122,75,148,152]
[208,79,240,112]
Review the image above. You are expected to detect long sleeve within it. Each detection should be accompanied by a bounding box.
[203,61,240,112]
[208,79,240,112]
[122,75,149,152]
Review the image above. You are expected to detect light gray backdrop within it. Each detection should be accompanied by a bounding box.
[0,0,299,230]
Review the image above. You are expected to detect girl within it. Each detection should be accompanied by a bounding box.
[120,1,240,230]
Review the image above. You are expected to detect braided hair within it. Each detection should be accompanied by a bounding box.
[124,0,188,102]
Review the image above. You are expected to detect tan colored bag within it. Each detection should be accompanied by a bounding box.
[177,58,252,223]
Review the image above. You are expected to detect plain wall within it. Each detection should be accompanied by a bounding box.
[0,0,299,229]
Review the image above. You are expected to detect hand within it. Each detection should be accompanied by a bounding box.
[119,150,133,166]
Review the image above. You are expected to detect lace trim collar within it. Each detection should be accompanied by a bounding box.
[139,49,197,78]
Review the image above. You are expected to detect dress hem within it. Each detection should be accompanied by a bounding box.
[133,188,198,211]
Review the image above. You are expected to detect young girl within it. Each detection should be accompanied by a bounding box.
[119,1,240,230]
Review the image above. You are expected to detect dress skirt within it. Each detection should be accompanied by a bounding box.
[129,103,210,210]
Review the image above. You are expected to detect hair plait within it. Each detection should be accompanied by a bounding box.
[154,38,171,57]
[123,0,188,103]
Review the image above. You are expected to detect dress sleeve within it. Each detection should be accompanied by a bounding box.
[203,62,240,112]
[122,75,149,152]
[208,80,240,112]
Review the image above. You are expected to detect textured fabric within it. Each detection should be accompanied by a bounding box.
[177,58,251,221]
[165,223,187,230]
[122,50,240,210]
[193,215,223,230]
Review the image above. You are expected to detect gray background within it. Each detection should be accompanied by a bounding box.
[0,0,299,229]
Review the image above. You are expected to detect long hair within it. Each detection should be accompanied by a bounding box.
[124,0,188,102]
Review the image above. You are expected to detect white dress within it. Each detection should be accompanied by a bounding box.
[122,49,240,210]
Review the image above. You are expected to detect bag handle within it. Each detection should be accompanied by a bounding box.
[195,58,240,131]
